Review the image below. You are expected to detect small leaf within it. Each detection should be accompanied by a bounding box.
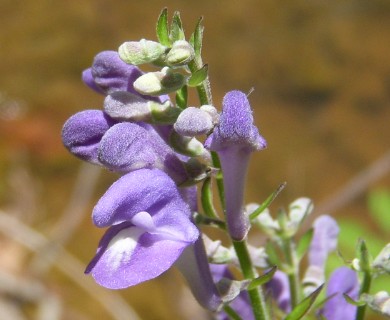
[187,64,208,87]
[201,177,220,220]
[250,182,286,220]
[156,8,170,46]
[170,11,185,42]
[265,241,281,266]
[343,293,366,307]
[175,85,188,109]
[190,17,204,62]
[248,266,277,290]
[296,228,314,261]
[356,239,372,272]
[285,284,324,320]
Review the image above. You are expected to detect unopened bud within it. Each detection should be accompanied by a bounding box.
[118,39,167,65]
[104,91,152,122]
[149,100,181,124]
[134,67,186,96]
[169,130,209,158]
[166,40,195,66]
[174,107,213,136]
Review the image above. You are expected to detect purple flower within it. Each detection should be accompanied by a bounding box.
[206,90,266,241]
[321,267,359,320]
[62,109,190,184]
[82,50,143,95]
[82,50,169,102]
[303,215,340,295]
[176,239,224,311]
[85,169,199,289]
[62,109,116,164]
[308,215,339,268]
[265,270,291,313]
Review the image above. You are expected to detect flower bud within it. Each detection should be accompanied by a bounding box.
[166,40,195,66]
[174,107,213,136]
[118,39,167,65]
[149,100,181,124]
[363,291,390,316]
[200,104,220,125]
[134,67,186,96]
[169,130,209,158]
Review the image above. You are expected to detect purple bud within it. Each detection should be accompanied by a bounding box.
[174,107,213,136]
[82,50,170,104]
[207,90,266,241]
[62,109,116,164]
[309,215,339,268]
[98,122,189,184]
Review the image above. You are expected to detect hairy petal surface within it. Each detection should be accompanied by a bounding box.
[86,169,199,289]
[98,122,188,184]
[92,169,194,228]
[62,109,115,163]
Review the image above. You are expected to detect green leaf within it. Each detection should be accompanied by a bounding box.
[190,17,204,62]
[248,266,277,290]
[175,85,187,109]
[156,8,170,46]
[296,228,314,261]
[285,285,324,320]
[250,182,286,220]
[343,293,366,307]
[187,64,208,87]
[368,189,390,234]
[201,177,220,220]
[265,241,281,266]
[170,11,185,42]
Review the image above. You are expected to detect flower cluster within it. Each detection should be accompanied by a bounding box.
[62,9,390,320]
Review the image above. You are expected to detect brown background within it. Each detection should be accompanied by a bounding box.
[0,0,389,319]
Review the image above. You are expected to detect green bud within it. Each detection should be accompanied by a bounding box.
[166,40,195,66]
[118,39,167,65]
[169,130,208,157]
[149,100,181,124]
[134,67,186,96]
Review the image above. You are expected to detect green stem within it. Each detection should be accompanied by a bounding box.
[233,240,270,320]
[211,151,225,211]
[282,237,301,308]
[355,272,372,320]
[224,305,243,320]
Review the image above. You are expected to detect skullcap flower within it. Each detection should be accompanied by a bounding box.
[85,169,199,289]
[206,90,266,240]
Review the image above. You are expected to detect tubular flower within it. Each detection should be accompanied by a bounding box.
[206,90,266,241]
[85,169,199,289]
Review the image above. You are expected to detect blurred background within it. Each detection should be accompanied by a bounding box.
[0,0,389,319]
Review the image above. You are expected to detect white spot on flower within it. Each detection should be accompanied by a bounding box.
[106,227,144,271]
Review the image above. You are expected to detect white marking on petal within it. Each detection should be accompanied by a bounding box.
[106,227,144,271]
